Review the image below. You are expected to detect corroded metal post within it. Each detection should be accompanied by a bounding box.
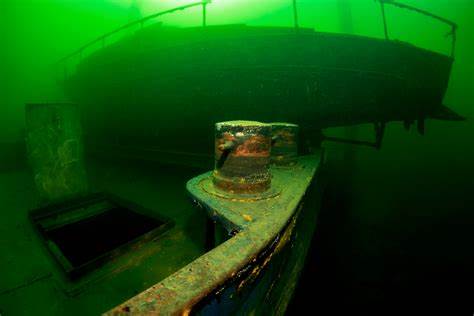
[271,123,299,166]
[25,103,88,203]
[213,121,272,194]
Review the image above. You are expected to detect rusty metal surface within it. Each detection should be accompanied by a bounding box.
[213,121,272,194]
[271,122,299,166]
[104,153,321,315]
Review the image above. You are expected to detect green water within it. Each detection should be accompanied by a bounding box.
[1,0,473,314]
[2,1,472,138]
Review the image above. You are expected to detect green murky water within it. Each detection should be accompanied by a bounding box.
[1,1,473,314]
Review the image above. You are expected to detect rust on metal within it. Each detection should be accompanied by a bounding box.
[213,121,272,194]
[270,122,299,167]
[104,154,322,316]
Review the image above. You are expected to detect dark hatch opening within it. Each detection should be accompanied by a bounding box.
[30,193,173,280]
[45,206,164,267]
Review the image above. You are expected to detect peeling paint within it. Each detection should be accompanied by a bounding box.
[104,154,322,315]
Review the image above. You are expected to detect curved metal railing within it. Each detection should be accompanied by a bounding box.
[377,0,457,57]
[56,1,211,78]
[56,0,457,80]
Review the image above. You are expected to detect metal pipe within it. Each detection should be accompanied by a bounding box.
[380,2,389,40]
[450,26,457,58]
[202,2,207,27]
[292,0,299,29]
[323,122,385,150]
[323,135,378,148]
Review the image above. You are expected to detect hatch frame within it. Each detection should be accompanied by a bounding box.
[29,192,174,280]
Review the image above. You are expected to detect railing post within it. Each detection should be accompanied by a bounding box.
[202,1,208,27]
[380,0,459,57]
[380,1,389,40]
[292,0,299,29]
[450,25,457,58]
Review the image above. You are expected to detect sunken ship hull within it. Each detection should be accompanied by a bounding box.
[65,25,455,166]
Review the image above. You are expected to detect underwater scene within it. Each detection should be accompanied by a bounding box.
[1,0,473,315]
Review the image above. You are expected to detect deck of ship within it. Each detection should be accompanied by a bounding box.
[0,159,207,315]
[0,152,324,315]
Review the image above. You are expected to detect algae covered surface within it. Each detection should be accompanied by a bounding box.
[0,0,473,315]
[25,103,88,202]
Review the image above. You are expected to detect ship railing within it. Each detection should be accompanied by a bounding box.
[55,0,211,81]
[376,0,457,57]
[56,0,457,81]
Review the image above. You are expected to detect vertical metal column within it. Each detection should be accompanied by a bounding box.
[450,26,457,58]
[380,1,389,40]
[202,1,209,27]
[292,0,299,29]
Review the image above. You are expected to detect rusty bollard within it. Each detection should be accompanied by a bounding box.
[270,123,299,166]
[25,103,88,203]
[213,121,272,194]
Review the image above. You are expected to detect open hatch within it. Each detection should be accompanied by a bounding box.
[30,193,173,280]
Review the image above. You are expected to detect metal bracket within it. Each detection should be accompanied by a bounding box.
[323,122,386,150]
